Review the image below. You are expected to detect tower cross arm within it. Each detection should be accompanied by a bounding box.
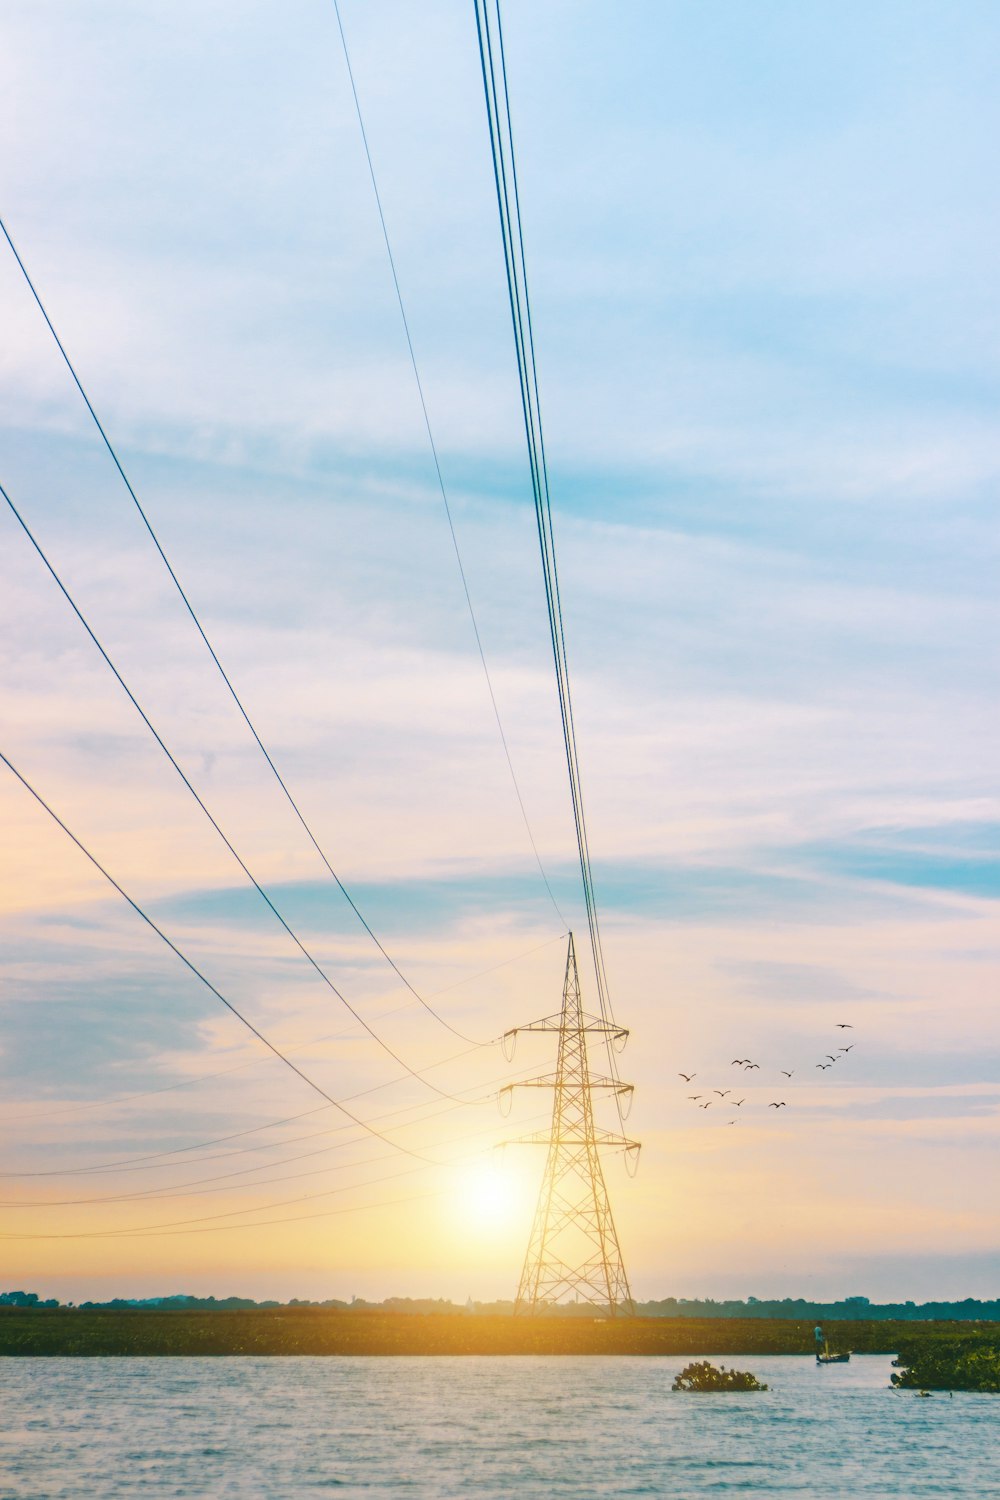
[503,1017,629,1041]
[499,1076,634,1097]
[503,1127,640,1152]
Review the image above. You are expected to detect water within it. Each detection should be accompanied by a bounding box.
[1,1355,995,1497]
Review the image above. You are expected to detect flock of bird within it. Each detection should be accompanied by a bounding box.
[679,1025,857,1126]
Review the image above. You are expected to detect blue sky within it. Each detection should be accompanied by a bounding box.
[0,0,998,1301]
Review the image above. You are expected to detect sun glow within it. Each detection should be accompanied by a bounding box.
[454,1158,525,1232]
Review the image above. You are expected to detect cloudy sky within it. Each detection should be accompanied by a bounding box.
[1,0,998,1304]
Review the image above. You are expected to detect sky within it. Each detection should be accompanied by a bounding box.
[1,0,998,1305]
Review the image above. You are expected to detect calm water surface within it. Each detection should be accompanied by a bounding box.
[2,1354,996,1497]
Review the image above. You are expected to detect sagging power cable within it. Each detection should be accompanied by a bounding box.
[4,931,566,1128]
[1,1043,543,1182]
[330,0,568,931]
[0,1117,551,1241]
[1,1098,548,1210]
[0,746,431,1163]
[472,2,619,1036]
[0,212,485,1046]
[0,1181,445,1242]
[1,479,473,1102]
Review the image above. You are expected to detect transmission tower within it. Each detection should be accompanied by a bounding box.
[500,934,639,1315]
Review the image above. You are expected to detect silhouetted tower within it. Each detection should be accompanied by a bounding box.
[500,934,639,1315]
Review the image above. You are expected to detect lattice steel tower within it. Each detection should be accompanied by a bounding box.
[500,934,639,1315]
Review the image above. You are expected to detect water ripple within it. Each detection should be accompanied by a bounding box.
[0,1354,996,1498]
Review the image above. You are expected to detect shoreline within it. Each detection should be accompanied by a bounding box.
[3,1310,993,1358]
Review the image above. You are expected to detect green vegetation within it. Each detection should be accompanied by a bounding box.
[672,1360,767,1391]
[891,1332,1000,1393]
[642,1294,1000,1323]
[2,1309,996,1358]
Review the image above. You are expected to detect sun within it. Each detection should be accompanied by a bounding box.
[454,1159,522,1231]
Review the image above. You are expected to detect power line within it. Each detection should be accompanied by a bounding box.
[2,1098,548,1210]
[0,212,485,1046]
[10,1155,448,1238]
[0,1048,478,1179]
[1,479,476,1102]
[2,1048,545,1183]
[330,0,568,931]
[2,932,566,1127]
[0,1181,445,1241]
[0,1121,550,1240]
[472,0,624,1114]
[0,746,431,1164]
[0,1001,418,1126]
[2,1125,445,1210]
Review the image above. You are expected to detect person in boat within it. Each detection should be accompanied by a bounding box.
[813,1324,824,1356]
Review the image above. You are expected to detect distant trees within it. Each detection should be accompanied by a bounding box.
[642,1295,1000,1323]
[4,1288,999,1322]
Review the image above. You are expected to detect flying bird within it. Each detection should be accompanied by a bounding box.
[731,1059,748,1066]
[699,1102,711,1109]
[679,1073,696,1082]
[733,1098,746,1107]
[816,1063,831,1070]
[688,1095,703,1101]
[781,1070,794,1078]
[744,1062,760,1071]
[714,1090,730,1099]
[769,1101,787,1108]
[826,1055,838,1063]
[836,1024,853,1029]
[725,1120,737,1126]
[839,1045,854,1053]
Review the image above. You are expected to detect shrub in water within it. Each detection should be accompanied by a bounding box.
[672,1360,768,1392]
[891,1337,1000,1393]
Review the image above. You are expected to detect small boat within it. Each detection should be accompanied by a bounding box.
[816,1345,851,1364]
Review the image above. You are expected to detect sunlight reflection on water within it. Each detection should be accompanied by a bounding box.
[2,1354,996,1497]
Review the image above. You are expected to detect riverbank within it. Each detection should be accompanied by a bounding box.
[3,1309,995,1357]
